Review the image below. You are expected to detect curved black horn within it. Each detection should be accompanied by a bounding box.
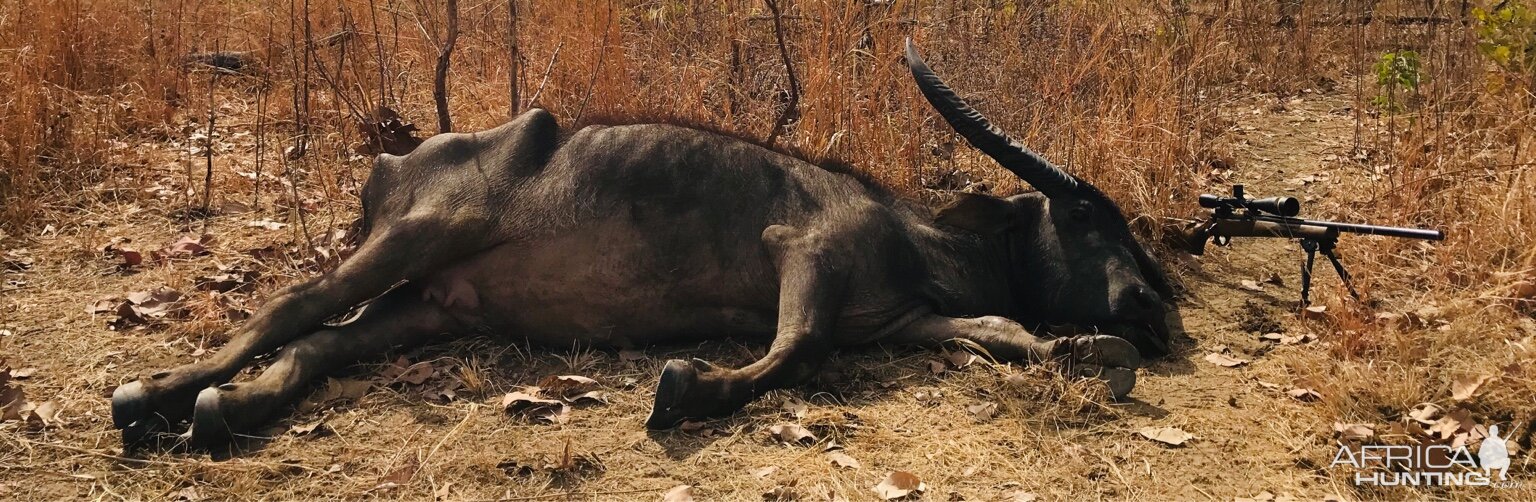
[904,39,1078,198]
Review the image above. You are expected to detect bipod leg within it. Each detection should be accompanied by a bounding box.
[1299,239,1319,306]
[1318,240,1361,300]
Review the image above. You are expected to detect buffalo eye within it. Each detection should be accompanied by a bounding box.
[1068,202,1093,222]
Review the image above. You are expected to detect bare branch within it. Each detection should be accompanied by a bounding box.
[526,42,562,109]
[763,0,800,148]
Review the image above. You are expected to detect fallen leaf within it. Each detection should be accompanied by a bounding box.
[945,350,977,369]
[827,451,861,470]
[913,389,943,405]
[966,402,999,422]
[1264,273,1284,286]
[926,358,947,375]
[1240,280,1265,292]
[25,400,61,429]
[85,298,118,314]
[1408,403,1441,424]
[1301,305,1329,320]
[194,266,259,293]
[1138,426,1194,446]
[767,423,816,445]
[1286,388,1321,402]
[378,454,420,488]
[1451,374,1493,401]
[1006,491,1039,502]
[1204,352,1250,368]
[291,417,331,436]
[247,219,288,230]
[501,391,568,424]
[9,368,35,379]
[679,420,723,437]
[566,390,607,405]
[618,349,646,362]
[751,466,780,479]
[783,398,809,419]
[1,372,25,422]
[155,234,214,261]
[873,471,925,500]
[336,378,373,400]
[662,484,695,502]
[537,375,600,399]
[762,484,797,501]
[1333,422,1375,441]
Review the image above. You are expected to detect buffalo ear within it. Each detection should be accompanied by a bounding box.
[934,192,1018,233]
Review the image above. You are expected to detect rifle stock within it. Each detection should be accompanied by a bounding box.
[1183,218,1337,255]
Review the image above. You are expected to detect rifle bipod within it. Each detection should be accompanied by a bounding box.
[1299,237,1361,306]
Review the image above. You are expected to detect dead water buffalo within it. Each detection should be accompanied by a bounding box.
[111,41,1177,448]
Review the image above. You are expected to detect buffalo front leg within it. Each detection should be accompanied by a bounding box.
[112,217,482,445]
[188,285,459,449]
[889,315,1144,399]
[646,225,846,429]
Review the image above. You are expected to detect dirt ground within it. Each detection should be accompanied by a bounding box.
[1,89,1529,501]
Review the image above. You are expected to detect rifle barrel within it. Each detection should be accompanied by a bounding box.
[1259,215,1445,241]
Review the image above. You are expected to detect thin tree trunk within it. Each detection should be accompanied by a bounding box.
[434,0,460,133]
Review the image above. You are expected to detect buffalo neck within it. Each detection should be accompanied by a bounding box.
[902,216,1019,319]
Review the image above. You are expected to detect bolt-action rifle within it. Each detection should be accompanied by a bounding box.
[1183,185,1446,305]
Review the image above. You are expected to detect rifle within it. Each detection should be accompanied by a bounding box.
[1183,184,1446,305]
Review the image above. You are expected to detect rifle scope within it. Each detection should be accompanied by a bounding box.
[1199,185,1300,217]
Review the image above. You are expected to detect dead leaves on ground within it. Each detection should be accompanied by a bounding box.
[500,374,609,425]
[1203,347,1251,368]
[873,470,925,500]
[0,361,61,429]
[826,451,862,470]
[102,234,213,270]
[1451,373,1493,401]
[661,485,695,502]
[1137,426,1195,447]
[766,423,816,445]
[86,286,187,330]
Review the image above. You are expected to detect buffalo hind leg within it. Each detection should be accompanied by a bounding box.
[112,217,481,445]
[189,285,459,449]
[890,315,1143,398]
[646,225,845,429]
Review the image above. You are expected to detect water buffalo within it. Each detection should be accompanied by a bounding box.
[111,40,1176,449]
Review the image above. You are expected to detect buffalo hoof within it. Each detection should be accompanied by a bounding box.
[1072,364,1137,399]
[112,381,167,447]
[1061,334,1143,369]
[647,358,741,430]
[189,385,235,450]
[646,359,699,429]
[110,380,150,430]
[1057,335,1143,399]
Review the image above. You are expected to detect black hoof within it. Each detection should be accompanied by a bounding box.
[190,386,234,450]
[1073,364,1137,399]
[645,359,696,430]
[111,381,150,429]
[1067,335,1144,369]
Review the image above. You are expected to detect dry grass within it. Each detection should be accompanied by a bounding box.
[1,0,1534,500]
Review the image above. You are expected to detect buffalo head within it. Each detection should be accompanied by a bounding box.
[906,40,1175,357]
